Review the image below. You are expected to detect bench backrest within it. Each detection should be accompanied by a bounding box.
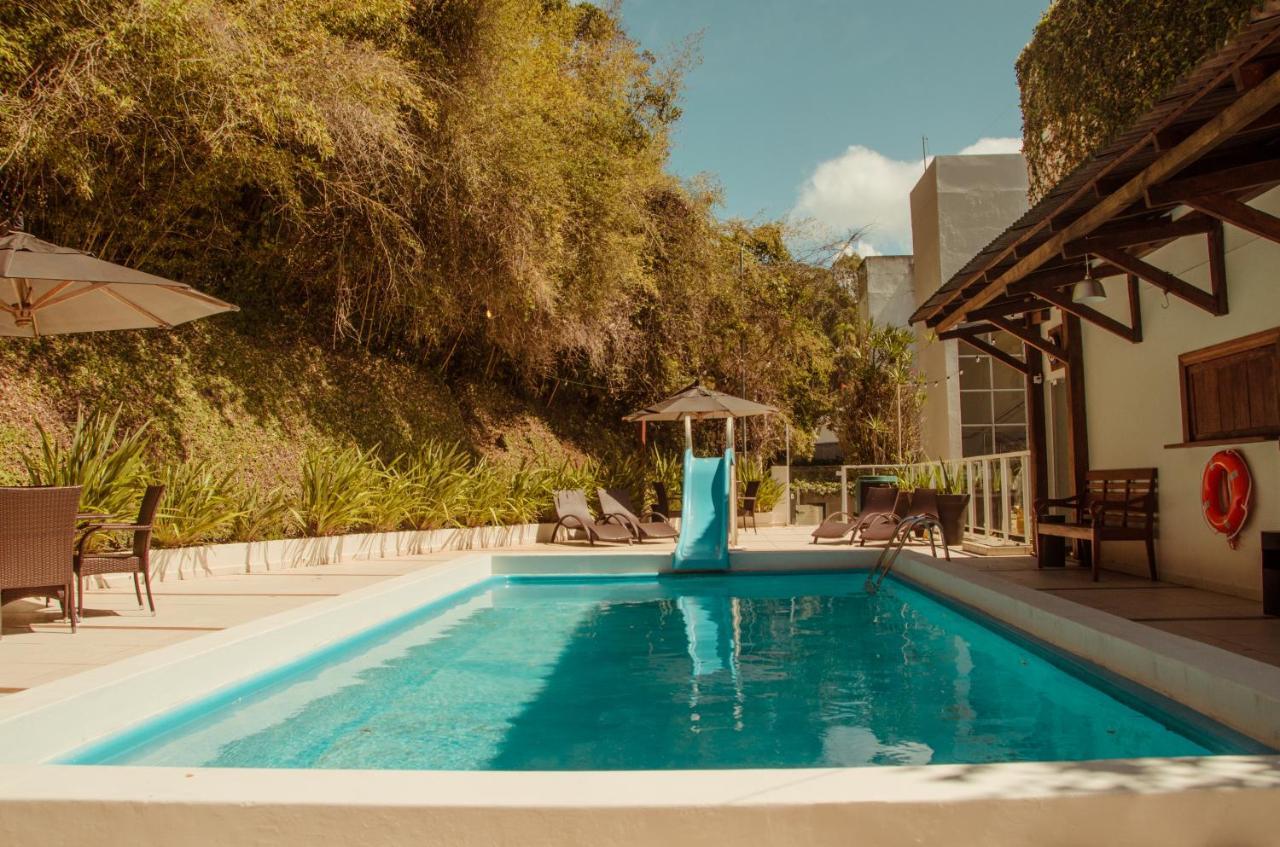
[1083,468,1157,530]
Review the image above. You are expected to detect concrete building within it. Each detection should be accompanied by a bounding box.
[853,255,915,328]
[909,154,1030,459]
[911,17,1280,599]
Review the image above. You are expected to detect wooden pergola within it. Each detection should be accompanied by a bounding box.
[911,4,1280,510]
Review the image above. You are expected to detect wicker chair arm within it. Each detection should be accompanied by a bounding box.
[818,511,855,526]
[77,522,153,555]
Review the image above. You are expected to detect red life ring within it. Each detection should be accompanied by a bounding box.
[1201,450,1251,549]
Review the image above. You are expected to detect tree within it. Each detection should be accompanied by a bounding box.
[829,320,924,465]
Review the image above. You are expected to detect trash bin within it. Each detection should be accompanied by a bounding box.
[1039,514,1066,568]
[1264,531,1280,617]
[855,475,899,514]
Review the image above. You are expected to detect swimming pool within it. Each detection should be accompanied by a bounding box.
[64,572,1257,769]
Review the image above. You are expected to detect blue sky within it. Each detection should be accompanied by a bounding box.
[619,0,1049,254]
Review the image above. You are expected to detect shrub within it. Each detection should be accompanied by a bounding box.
[151,460,244,547]
[400,440,472,530]
[737,454,783,513]
[456,459,516,528]
[364,454,420,533]
[228,483,294,543]
[647,448,683,504]
[21,407,150,519]
[294,445,379,536]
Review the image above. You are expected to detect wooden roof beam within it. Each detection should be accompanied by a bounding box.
[987,315,1067,364]
[965,296,1050,323]
[956,334,1030,375]
[1182,192,1280,243]
[1063,215,1214,256]
[1146,157,1280,205]
[936,323,996,340]
[1006,262,1124,296]
[1030,282,1143,344]
[935,68,1280,332]
[1090,246,1225,315]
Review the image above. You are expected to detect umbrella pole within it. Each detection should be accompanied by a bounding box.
[785,421,792,527]
[684,416,693,452]
[727,416,737,549]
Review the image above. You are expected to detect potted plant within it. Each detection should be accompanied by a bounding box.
[933,462,970,546]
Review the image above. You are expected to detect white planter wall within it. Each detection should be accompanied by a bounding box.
[145,523,550,582]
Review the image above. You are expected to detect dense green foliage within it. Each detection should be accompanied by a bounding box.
[1,0,925,538]
[1,0,855,456]
[828,321,923,465]
[22,407,789,546]
[1018,0,1261,200]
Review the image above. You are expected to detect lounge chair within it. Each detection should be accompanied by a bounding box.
[597,488,678,542]
[75,485,164,617]
[552,490,633,545]
[860,488,939,546]
[0,486,81,635]
[811,485,899,544]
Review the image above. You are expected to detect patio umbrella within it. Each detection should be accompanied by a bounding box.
[0,229,237,337]
[623,382,777,422]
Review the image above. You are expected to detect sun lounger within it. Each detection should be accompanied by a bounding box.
[860,488,938,545]
[811,485,900,544]
[552,490,633,545]
[598,488,678,542]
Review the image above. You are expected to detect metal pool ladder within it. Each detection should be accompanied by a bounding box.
[864,516,950,594]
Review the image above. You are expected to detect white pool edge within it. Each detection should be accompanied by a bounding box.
[0,547,1278,847]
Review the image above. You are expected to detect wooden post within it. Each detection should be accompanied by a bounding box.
[1063,313,1091,501]
[1023,328,1049,555]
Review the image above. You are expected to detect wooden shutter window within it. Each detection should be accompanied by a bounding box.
[1178,327,1280,444]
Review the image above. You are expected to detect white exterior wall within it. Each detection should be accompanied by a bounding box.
[1063,187,1280,599]
[910,154,1030,459]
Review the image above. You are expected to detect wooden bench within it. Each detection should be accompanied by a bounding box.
[1034,468,1158,582]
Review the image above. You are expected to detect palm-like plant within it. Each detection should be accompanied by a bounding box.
[401,440,473,530]
[21,406,151,519]
[366,456,420,532]
[736,454,784,512]
[151,460,245,547]
[228,483,294,543]
[294,445,379,536]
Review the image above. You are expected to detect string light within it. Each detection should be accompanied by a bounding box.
[928,369,964,388]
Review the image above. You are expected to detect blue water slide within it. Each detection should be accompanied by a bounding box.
[671,447,732,571]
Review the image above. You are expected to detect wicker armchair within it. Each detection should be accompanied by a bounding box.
[75,485,164,617]
[0,486,82,635]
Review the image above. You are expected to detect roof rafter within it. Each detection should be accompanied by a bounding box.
[935,69,1280,331]
[1090,246,1225,316]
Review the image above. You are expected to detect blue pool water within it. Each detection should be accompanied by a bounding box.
[67,573,1258,769]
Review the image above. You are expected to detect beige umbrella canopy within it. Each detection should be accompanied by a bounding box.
[624,382,778,422]
[0,230,237,337]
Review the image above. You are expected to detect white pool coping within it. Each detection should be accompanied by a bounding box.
[0,548,1278,846]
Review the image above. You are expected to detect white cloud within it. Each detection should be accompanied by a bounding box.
[791,137,1023,254]
[849,239,880,258]
[958,136,1023,156]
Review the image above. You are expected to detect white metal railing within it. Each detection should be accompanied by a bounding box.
[838,450,1032,543]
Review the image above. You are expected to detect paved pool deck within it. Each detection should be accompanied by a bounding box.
[1,525,1277,696]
